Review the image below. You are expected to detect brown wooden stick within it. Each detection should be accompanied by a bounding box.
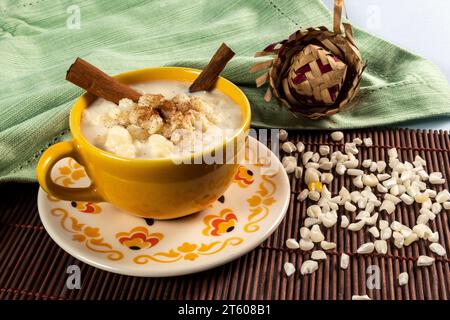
[66,58,141,104]
[189,43,235,92]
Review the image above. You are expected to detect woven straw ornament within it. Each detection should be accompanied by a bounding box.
[250,0,366,119]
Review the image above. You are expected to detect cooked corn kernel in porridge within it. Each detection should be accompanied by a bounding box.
[81,81,242,159]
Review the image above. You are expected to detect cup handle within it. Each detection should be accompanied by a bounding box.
[37,141,103,202]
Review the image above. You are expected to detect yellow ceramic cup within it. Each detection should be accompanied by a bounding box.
[37,67,251,219]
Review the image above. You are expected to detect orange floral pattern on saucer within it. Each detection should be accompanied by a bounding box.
[133,237,243,264]
[116,227,163,251]
[202,208,238,236]
[233,166,255,188]
[244,173,277,233]
[55,158,86,187]
[51,208,123,261]
[71,201,102,214]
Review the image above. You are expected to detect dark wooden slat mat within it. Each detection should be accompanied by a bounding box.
[0,128,450,300]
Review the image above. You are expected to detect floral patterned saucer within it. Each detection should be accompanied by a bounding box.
[37,137,290,277]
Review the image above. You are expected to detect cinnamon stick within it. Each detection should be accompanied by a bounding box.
[66,58,141,104]
[189,43,235,92]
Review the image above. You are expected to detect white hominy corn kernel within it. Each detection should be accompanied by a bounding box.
[385,194,401,205]
[286,238,300,249]
[363,174,379,187]
[300,227,310,239]
[380,227,392,240]
[345,156,359,169]
[353,137,362,145]
[429,176,445,184]
[416,214,429,225]
[308,191,320,201]
[310,225,325,242]
[299,239,314,251]
[390,221,402,231]
[304,162,320,171]
[340,253,350,269]
[398,272,409,286]
[428,232,439,243]
[390,185,400,196]
[319,161,333,171]
[355,211,370,220]
[336,163,346,175]
[394,237,404,249]
[279,129,288,141]
[320,211,338,228]
[347,169,364,176]
[282,141,296,153]
[321,173,334,184]
[404,233,419,246]
[363,137,373,147]
[352,295,371,300]
[319,145,330,156]
[294,166,303,179]
[432,202,442,214]
[296,141,305,153]
[302,151,314,165]
[284,163,295,174]
[382,178,397,189]
[331,131,344,141]
[377,173,390,181]
[348,220,365,232]
[444,202,450,210]
[388,148,398,158]
[417,255,435,267]
[344,201,356,212]
[304,168,320,185]
[284,262,296,276]
[282,156,297,174]
[362,159,372,168]
[304,217,321,227]
[436,190,450,203]
[429,243,446,256]
[321,241,336,250]
[379,220,389,230]
[341,216,350,228]
[311,250,327,260]
[353,175,364,188]
[345,142,359,155]
[357,242,375,254]
[300,260,319,275]
[282,155,297,166]
[365,201,375,213]
[380,200,396,214]
[369,162,378,172]
[413,224,433,239]
[377,184,388,193]
[368,226,380,238]
[297,189,309,201]
[376,161,387,173]
[307,205,321,218]
[351,191,362,203]
[311,152,320,163]
[374,240,387,254]
[400,194,414,205]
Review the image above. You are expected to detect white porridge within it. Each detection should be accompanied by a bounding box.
[80,81,242,159]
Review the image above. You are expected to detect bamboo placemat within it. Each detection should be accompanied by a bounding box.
[0,128,449,300]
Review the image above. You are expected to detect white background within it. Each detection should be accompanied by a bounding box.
[322,0,450,130]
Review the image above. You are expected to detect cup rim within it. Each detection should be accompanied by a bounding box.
[69,66,251,164]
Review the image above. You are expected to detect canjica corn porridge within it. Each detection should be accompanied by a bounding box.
[81,81,242,159]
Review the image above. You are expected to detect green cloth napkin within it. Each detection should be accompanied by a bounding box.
[1,0,449,183]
